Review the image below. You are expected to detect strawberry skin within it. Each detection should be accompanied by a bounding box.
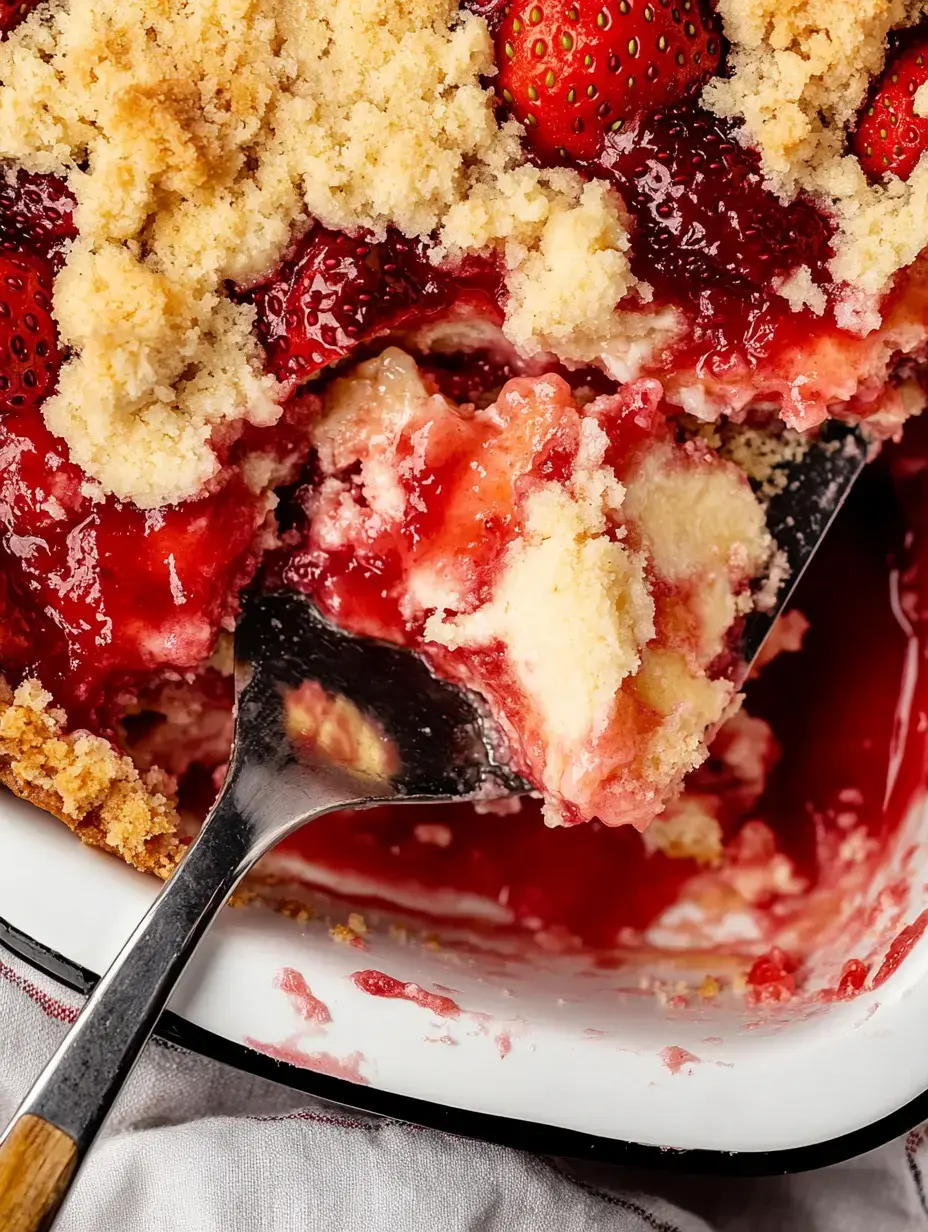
[495,0,722,162]
[0,0,40,36]
[0,250,60,414]
[245,226,442,390]
[0,169,76,272]
[853,38,928,182]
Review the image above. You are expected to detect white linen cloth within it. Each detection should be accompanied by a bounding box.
[1,947,926,1231]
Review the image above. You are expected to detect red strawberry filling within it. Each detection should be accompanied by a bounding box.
[0,0,41,37]
[0,406,268,728]
[279,350,769,827]
[0,169,76,272]
[598,106,834,304]
[239,226,503,392]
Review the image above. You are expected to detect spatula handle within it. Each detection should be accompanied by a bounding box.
[0,787,256,1227]
[0,1115,77,1232]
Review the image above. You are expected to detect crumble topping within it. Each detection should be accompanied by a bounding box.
[623,439,771,661]
[642,797,724,864]
[0,679,181,875]
[0,0,644,506]
[707,0,928,314]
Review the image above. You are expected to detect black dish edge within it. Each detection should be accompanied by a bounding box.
[1,915,924,1178]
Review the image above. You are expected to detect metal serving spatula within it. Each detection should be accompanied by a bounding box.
[0,420,868,1232]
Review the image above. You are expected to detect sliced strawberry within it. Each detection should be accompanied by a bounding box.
[853,36,928,182]
[0,169,76,271]
[495,0,722,163]
[599,105,833,299]
[244,226,449,390]
[0,249,60,414]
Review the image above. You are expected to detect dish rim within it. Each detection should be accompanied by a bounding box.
[2,914,925,1178]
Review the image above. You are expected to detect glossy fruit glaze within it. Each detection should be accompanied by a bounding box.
[283,371,665,642]
[0,406,267,728]
[596,104,837,376]
[0,182,504,726]
[477,0,842,390]
[279,368,700,825]
[239,225,504,391]
[278,421,928,956]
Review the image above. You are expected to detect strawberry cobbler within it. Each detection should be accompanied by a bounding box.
[0,0,926,881]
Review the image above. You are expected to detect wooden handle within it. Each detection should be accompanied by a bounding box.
[0,1115,78,1232]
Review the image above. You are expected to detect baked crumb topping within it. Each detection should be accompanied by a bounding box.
[706,0,928,320]
[0,0,644,506]
[0,678,181,875]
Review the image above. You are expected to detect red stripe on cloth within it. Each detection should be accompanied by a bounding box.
[0,957,79,1024]
[905,1126,928,1219]
[250,1110,384,1131]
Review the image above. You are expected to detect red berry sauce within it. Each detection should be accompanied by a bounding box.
[0,406,268,728]
[0,0,41,37]
[596,104,837,375]
[0,169,76,273]
[240,225,503,392]
[277,423,928,964]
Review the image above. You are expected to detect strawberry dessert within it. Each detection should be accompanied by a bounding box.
[0,0,926,881]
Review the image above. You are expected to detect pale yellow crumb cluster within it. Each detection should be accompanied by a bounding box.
[0,679,181,875]
[715,426,809,497]
[707,0,928,313]
[425,413,658,805]
[642,797,724,864]
[0,0,644,505]
[623,439,771,662]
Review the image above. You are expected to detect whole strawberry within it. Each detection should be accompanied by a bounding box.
[0,250,60,414]
[853,37,928,181]
[495,0,722,163]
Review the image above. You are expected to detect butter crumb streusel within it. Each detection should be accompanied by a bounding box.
[0,0,643,507]
[0,679,182,875]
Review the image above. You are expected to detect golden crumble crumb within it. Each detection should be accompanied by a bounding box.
[775,266,827,318]
[347,911,369,936]
[0,0,643,506]
[642,798,724,864]
[0,678,182,876]
[495,179,647,360]
[720,424,810,497]
[329,922,363,946]
[699,975,722,1000]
